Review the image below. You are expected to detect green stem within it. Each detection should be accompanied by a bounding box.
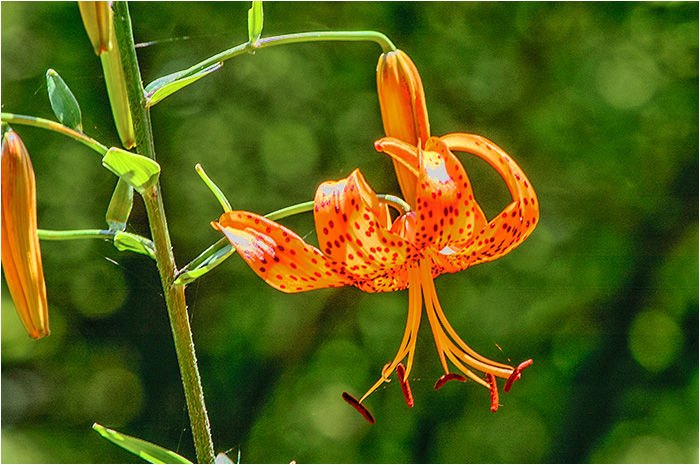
[111,3,215,463]
[196,164,232,212]
[38,229,114,241]
[147,30,395,90]
[1,112,108,155]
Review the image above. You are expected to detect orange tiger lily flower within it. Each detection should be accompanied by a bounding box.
[212,133,538,422]
[1,129,50,339]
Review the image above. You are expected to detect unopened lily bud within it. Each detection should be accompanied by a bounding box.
[100,26,137,149]
[1,129,50,339]
[79,1,136,149]
[78,1,113,55]
[377,50,431,208]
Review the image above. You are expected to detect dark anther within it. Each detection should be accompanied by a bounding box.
[342,392,375,424]
[486,373,499,413]
[504,359,533,393]
[396,363,414,408]
[434,373,467,390]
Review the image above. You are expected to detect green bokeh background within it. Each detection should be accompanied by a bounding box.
[2,2,698,463]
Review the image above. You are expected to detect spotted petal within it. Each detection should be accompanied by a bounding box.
[435,133,539,272]
[314,169,417,292]
[375,136,486,252]
[213,212,351,293]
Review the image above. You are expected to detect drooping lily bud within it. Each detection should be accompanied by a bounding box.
[100,26,137,149]
[78,1,113,55]
[79,1,136,149]
[1,129,50,339]
[376,50,431,207]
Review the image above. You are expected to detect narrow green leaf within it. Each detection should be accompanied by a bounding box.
[248,1,263,43]
[102,147,160,194]
[146,63,222,107]
[46,69,82,131]
[113,232,156,260]
[92,423,193,464]
[173,244,234,286]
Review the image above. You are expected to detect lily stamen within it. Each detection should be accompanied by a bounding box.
[487,373,499,413]
[504,359,533,392]
[342,392,375,424]
[396,363,414,408]
[434,373,466,390]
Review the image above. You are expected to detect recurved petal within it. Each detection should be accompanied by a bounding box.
[434,133,539,272]
[213,211,351,293]
[375,137,486,252]
[314,169,418,291]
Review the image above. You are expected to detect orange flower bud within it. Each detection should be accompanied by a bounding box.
[376,50,431,207]
[78,1,113,56]
[1,130,50,339]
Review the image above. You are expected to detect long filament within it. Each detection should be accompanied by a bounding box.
[359,264,422,404]
[424,266,514,373]
[419,259,450,374]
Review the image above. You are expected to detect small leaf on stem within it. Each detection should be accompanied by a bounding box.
[248,1,264,44]
[146,62,223,107]
[105,178,134,232]
[102,147,160,194]
[113,231,156,259]
[46,69,83,131]
[92,423,193,464]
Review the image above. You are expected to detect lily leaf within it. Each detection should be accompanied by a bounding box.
[106,179,134,232]
[92,423,192,464]
[46,69,82,131]
[173,243,235,286]
[102,147,160,194]
[113,232,156,260]
[145,62,222,107]
[248,1,264,43]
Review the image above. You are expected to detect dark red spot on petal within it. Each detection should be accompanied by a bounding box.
[434,373,467,390]
[504,359,533,393]
[341,392,375,424]
[396,363,414,408]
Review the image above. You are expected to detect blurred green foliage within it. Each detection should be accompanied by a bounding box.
[2,2,698,463]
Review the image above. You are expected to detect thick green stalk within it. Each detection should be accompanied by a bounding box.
[111,3,215,463]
